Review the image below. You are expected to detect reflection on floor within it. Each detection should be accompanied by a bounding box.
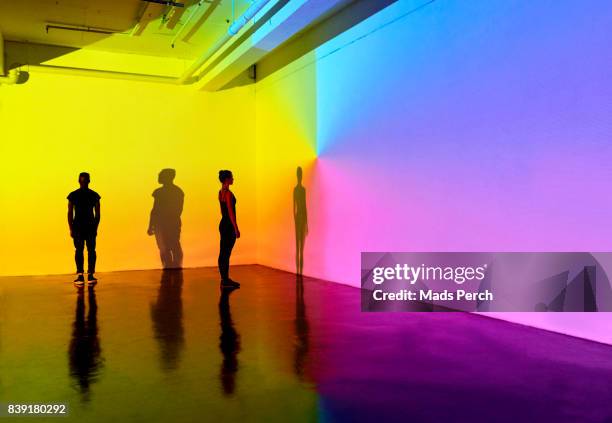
[1,265,611,422]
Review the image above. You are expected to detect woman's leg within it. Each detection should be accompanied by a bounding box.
[218,227,236,281]
[218,234,229,280]
[224,232,236,280]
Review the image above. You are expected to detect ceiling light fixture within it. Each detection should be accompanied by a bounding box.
[45,23,123,35]
[142,0,185,7]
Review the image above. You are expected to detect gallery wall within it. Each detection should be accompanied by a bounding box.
[0,73,257,276]
[255,0,612,285]
[253,0,612,343]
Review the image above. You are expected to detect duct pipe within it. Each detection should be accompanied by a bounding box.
[177,0,272,84]
[227,0,270,35]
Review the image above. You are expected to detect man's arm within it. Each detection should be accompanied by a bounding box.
[94,201,101,227]
[68,202,74,238]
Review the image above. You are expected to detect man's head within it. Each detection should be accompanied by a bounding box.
[78,172,90,188]
[158,168,176,185]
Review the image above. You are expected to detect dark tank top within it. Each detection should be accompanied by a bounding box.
[219,190,236,227]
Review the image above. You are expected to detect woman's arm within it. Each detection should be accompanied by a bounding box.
[225,192,240,238]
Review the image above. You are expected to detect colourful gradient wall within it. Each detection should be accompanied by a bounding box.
[255,0,612,285]
[0,73,257,276]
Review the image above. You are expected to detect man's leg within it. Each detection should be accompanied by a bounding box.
[85,234,97,276]
[73,235,85,274]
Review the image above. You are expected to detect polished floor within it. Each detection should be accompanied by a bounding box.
[1,265,612,422]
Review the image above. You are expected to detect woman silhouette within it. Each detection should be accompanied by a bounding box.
[218,170,240,288]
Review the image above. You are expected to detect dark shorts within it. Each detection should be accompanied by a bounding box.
[73,223,98,237]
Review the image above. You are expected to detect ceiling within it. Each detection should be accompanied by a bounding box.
[0,0,388,89]
[0,0,253,60]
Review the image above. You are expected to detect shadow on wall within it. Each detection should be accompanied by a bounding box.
[219,287,241,396]
[68,288,102,403]
[293,166,308,275]
[148,169,185,269]
[151,269,184,373]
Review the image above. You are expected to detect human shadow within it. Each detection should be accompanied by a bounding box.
[293,166,308,275]
[219,287,241,396]
[148,169,184,269]
[294,275,310,380]
[68,288,102,402]
[151,269,185,372]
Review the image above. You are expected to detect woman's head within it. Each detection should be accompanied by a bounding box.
[219,170,234,185]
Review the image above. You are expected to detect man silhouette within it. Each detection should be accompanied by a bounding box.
[68,172,101,286]
[148,169,184,269]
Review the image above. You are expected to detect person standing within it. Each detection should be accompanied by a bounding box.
[68,172,101,286]
[218,170,240,288]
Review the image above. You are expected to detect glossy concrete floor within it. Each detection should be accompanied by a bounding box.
[1,265,612,422]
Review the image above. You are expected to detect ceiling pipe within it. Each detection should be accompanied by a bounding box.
[177,0,272,84]
[25,64,178,84]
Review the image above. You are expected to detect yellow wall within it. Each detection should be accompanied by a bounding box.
[0,72,257,276]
